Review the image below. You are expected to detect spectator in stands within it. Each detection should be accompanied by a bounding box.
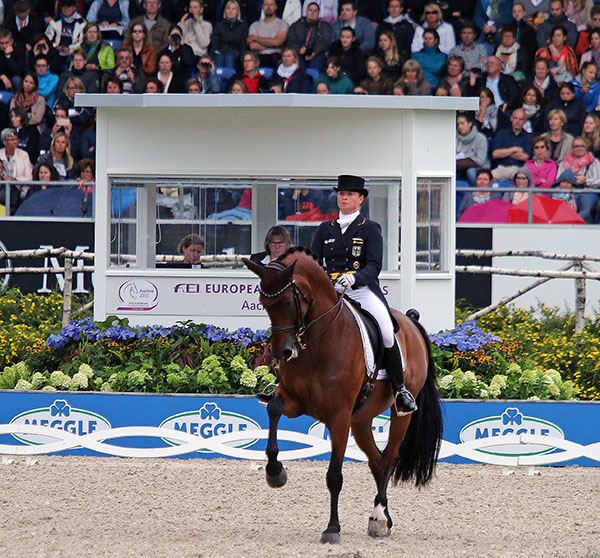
[34,54,59,107]
[524,135,558,188]
[286,2,331,72]
[535,26,578,84]
[397,59,430,94]
[195,54,221,92]
[160,25,196,84]
[104,76,124,92]
[503,167,534,204]
[315,55,354,94]
[579,27,600,69]
[355,55,393,94]
[81,23,116,74]
[557,136,600,222]
[467,55,520,112]
[39,104,81,159]
[475,87,498,136]
[58,49,100,94]
[77,158,94,193]
[376,0,415,60]
[156,51,186,91]
[504,2,537,75]
[250,225,292,265]
[0,128,33,207]
[448,21,487,76]
[27,161,60,199]
[86,0,130,38]
[179,0,212,58]
[247,0,288,68]
[570,62,600,113]
[210,0,249,69]
[228,79,248,93]
[474,0,512,47]
[101,48,146,92]
[410,2,455,55]
[544,82,587,136]
[231,51,268,92]
[438,55,469,96]
[563,0,591,32]
[519,86,545,134]
[456,111,489,185]
[542,108,574,162]
[550,168,578,209]
[54,78,91,130]
[144,76,163,91]
[495,26,527,83]
[582,113,600,157]
[0,28,27,92]
[328,26,365,86]
[491,108,533,181]
[30,34,63,75]
[269,47,313,92]
[37,130,75,179]
[575,7,600,61]
[373,29,404,81]
[521,0,551,20]
[536,0,578,48]
[177,233,205,267]
[456,168,502,219]
[9,106,39,164]
[331,0,375,55]
[392,80,407,94]
[7,1,45,49]
[316,81,330,93]
[411,28,446,88]
[186,77,202,92]
[9,72,45,128]
[79,110,95,159]
[130,0,171,52]
[524,57,559,103]
[45,0,86,59]
[122,22,158,76]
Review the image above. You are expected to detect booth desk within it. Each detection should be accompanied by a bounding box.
[76,94,478,332]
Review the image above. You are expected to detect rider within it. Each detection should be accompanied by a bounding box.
[310,174,417,415]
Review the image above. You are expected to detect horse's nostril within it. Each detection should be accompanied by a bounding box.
[282,349,292,361]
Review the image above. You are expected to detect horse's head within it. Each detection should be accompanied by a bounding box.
[244,248,338,362]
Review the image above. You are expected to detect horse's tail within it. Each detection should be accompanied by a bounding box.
[393,309,443,487]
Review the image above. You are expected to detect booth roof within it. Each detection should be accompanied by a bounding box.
[75,93,479,111]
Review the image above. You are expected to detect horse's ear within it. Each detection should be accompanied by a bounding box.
[279,260,296,283]
[243,257,265,278]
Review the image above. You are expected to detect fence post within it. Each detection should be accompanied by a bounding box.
[62,257,73,329]
[574,258,585,334]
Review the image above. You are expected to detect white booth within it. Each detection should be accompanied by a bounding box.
[78,94,477,333]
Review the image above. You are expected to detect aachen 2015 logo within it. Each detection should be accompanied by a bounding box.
[10,399,112,445]
[459,407,564,457]
[159,402,261,452]
[117,279,159,311]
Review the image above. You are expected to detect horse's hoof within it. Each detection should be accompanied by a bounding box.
[265,466,287,488]
[368,503,391,538]
[320,531,340,544]
[367,518,390,538]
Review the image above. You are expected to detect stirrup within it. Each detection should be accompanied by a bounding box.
[257,382,278,406]
[393,387,417,416]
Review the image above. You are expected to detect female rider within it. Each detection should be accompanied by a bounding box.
[310,175,417,415]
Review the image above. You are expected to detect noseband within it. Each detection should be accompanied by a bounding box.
[259,275,344,351]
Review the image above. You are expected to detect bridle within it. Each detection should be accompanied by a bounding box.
[259,270,344,351]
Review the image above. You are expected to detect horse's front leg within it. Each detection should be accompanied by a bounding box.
[320,420,351,544]
[265,394,287,488]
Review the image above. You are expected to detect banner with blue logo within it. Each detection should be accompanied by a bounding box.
[0,392,598,466]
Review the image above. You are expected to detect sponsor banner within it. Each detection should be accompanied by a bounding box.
[0,393,598,465]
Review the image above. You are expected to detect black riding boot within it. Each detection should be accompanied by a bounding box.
[383,342,417,415]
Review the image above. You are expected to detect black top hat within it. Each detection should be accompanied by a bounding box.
[334,174,368,197]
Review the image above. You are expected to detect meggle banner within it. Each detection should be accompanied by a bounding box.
[0,392,598,466]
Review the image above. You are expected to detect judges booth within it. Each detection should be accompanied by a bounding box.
[77,94,477,333]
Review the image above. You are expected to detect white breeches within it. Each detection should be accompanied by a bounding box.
[342,285,395,348]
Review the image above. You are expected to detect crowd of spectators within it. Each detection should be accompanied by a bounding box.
[1,0,600,220]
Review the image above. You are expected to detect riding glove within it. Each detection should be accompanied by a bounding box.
[337,274,356,289]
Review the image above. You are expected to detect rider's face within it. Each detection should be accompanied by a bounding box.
[337,190,364,215]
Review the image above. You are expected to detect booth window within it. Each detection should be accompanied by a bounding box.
[109,177,400,269]
[416,177,446,272]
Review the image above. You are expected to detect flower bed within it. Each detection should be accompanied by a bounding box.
[0,289,597,400]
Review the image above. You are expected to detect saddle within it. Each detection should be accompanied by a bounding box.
[344,295,386,372]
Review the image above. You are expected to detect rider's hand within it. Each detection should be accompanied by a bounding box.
[337,274,355,289]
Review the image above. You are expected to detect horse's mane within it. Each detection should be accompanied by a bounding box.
[276,245,320,264]
[275,246,334,294]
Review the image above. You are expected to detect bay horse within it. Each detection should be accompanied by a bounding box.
[243,247,442,544]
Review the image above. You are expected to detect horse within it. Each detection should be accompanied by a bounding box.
[243,247,443,544]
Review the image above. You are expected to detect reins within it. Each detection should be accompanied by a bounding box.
[259,278,345,350]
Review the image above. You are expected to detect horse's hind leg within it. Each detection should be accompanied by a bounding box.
[265,395,287,488]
